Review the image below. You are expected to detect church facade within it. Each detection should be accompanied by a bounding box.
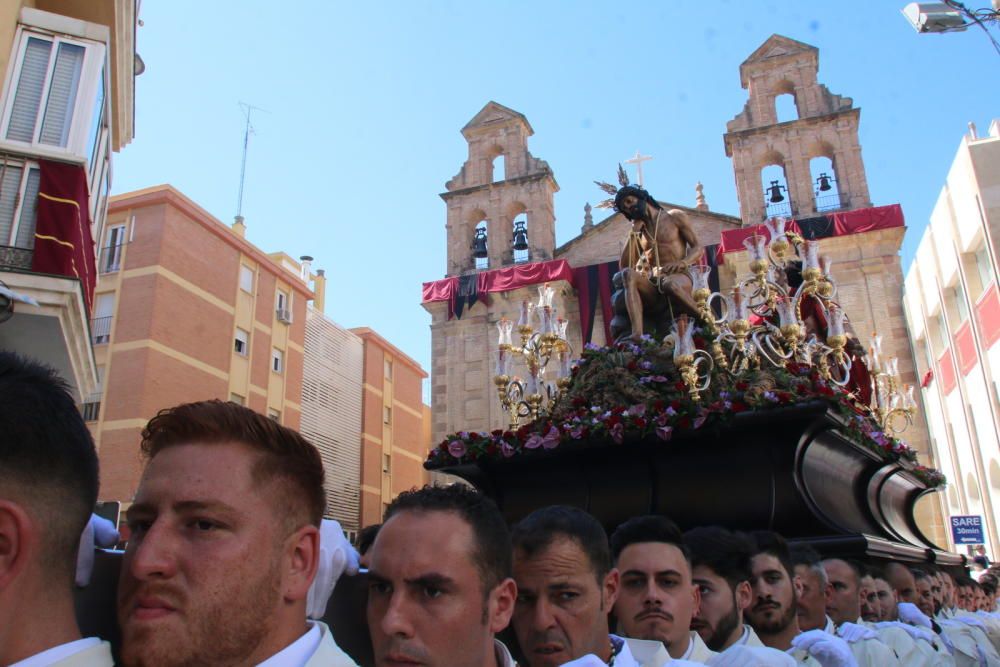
[421,35,947,546]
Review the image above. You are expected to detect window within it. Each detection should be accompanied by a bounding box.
[952,285,969,323]
[976,245,994,290]
[382,453,391,474]
[1,30,107,155]
[82,398,100,421]
[0,161,41,249]
[91,292,114,344]
[229,393,244,406]
[276,289,291,323]
[267,408,281,423]
[239,265,254,293]
[271,348,283,374]
[234,328,249,356]
[384,359,393,380]
[383,405,392,425]
[100,223,126,273]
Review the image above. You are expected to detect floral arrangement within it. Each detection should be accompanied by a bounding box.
[426,334,947,488]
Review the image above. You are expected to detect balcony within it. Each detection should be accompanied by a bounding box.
[91,315,112,344]
[0,245,32,270]
[0,251,98,401]
[815,192,848,213]
[98,241,126,274]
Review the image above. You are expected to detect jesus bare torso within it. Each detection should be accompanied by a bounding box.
[618,206,703,339]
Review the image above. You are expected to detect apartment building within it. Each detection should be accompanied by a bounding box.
[351,327,430,527]
[0,0,136,401]
[903,120,1000,554]
[88,184,314,505]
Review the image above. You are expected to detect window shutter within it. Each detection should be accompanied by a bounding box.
[6,37,51,143]
[15,167,40,248]
[39,42,85,147]
[0,165,24,245]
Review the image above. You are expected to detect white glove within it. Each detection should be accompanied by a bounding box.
[709,645,796,666]
[954,614,988,630]
[897,601,934,629]
[790,630,859,667]
[558,656,606,667]
[874,620,937,644]
[836,621,878,643]
[75,514,120,587]
[306,519,361,619]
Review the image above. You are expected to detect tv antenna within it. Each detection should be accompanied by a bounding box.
[235,101,268,219]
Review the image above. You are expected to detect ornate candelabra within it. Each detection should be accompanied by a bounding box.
[494,283,573,430]
[678,217,916,435]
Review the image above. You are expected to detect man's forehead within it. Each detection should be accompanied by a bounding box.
[374,510,477,575]
[751,553,784,574]
[514,536,596,583]
[136,442,257,501]
[618,541,688,569]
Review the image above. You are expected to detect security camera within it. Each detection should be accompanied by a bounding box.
[901,2,969,32]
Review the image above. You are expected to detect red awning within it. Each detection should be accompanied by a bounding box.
[422,259,575,319]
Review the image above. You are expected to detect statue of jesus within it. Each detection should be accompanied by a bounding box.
[597,172,704,340]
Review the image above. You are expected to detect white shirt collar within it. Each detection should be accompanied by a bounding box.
[736,625,751,645]
[9,638,102,667]
[495,638,517,667]
[256,622,323,667]
[679,632,695,660]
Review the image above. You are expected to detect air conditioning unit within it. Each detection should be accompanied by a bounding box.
[276,308,292,323]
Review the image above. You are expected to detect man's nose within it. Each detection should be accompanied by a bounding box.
[644,580,663,604]
[531,597,557,631]
[379,592,415,638]
[125,522,178,581]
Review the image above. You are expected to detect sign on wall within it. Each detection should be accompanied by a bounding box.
[951,515,985,545]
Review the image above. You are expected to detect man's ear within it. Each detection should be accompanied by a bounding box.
[604,568,620,612]
[824,582,834,604]
[735,580,752,612]
[489,577,517,634]
[792,574,805,600]
[0,500,34,591]
[283,524,320,602]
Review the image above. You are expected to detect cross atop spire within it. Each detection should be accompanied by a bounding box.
[625,150,652,187]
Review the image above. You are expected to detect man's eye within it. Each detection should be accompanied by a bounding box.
[369,581,391,596]
[624,579,645,589]
[557,591,579,602]
[127,519,151,535]
[423,586,443,599]
[698,584,710,595]
[188,519,220,531]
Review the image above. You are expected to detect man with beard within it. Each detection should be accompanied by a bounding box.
[0,353,113,666]
[746,533,857,667]
[685,527,794,665]
[118,400,358,667]
[608,515,714,663]
[596,173,704,340]
[512,508,694,667]
[366,485,518,667]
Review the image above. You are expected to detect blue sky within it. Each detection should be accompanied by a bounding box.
[112,1,999,393]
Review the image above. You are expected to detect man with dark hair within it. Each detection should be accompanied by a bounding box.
[746,532,857,666]
[685,526,794,664]
[884,562,919,606]
[0,353,112,666]
[356,523,380,568]
[511,508,688,667]
[118,399,357,667]
[608,515,713,663]
[820,559,900,665]
[366,484,517,667]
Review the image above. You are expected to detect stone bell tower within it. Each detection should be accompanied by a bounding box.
[442,101,559,275]
[724,35,872,225]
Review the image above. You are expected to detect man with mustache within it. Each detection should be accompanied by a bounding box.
[512,508,693,666]
[117,400,358,667]
[685,527,794,664]
[366,485,518,667]
[600,515,713,664]
[0,353,113,666]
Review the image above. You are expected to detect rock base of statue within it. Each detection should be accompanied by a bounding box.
[428,401,960,567]
[609,271,676,343]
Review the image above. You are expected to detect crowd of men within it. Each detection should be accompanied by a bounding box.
[4,350,1000,666]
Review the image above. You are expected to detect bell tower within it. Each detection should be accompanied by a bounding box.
[442,101,558,276]
[724,35,872,225]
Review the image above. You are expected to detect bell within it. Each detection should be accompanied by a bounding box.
[816,172,833,192]
[472,228,488,258]
[766,180,785,203]
[512,220,529,251]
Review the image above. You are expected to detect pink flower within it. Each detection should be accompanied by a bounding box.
[447,440,467,458]
[500,440,515,458]
[693,413,708,429]
[541,425,561,449]
[570,425,585,439]
[524,433,544,449]
[627,403,647,417]
[655,425,673,441]
[611,422,624,444]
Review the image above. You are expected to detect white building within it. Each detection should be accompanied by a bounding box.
[903,120,1000,555]
[301,304,364,534]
